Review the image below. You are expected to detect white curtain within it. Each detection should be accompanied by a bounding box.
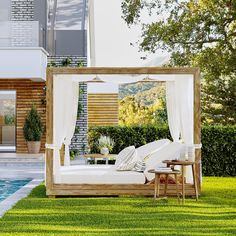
[63,81,79,166]
[52,76,68,182]
[166,76,194,183]
[166,81,181,142]
[70,74,177,84]
[176,76,194,145]
[175,75,194,183]
[50,76,79,182]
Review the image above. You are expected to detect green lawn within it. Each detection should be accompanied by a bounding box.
[0,177,235,236]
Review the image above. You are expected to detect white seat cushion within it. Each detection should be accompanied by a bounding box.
[115,146,138,171]
[57,165,146,184]
[144,142,184,181]
[136,139,171,161]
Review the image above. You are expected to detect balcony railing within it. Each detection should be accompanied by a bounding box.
[0,21,46,48]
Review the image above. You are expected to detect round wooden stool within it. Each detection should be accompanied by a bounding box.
[148,169,180,203]
[162,160,199,203]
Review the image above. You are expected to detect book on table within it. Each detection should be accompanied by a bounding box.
[155,167,172,172]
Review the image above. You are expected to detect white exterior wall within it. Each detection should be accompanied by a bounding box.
[0,47,48,81]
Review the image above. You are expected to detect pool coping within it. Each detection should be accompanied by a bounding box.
[0,178,43,218]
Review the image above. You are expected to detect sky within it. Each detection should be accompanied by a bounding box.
[92,0,169,67]
[88,0,170,93]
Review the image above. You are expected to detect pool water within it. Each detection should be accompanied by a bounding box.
[0,179,31,202]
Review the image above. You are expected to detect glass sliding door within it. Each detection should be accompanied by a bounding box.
[0,91,16,152]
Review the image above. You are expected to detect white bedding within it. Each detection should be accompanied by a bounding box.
[56,165,146,184]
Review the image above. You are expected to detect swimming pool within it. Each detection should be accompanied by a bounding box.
[0,179,32,202]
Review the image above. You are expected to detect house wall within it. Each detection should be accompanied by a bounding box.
[48,56,88,153]
[48,56,87,67]
[55,30,87,56]
[0,0,11,21]
[33,0,47,49]
[11,0,34,21]
[0,79,46,153]
[71,83,88,154]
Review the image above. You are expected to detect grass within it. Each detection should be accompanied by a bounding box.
[0,177,235,236]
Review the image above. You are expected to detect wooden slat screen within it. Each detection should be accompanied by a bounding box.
[88,93,119,126]
[0,79,46,153]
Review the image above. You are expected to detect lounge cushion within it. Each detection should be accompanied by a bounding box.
[136,139,171,161]
[144,142,184,181]
[115,146,138,171]
[57,165,146,184]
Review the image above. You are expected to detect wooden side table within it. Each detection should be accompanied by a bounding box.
[83,154,116,165]
[162,160,199,203]
[148,169,180,203]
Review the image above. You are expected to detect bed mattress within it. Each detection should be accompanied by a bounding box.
[55,165,146,184]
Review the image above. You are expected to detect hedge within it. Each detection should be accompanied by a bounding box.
[88,125,236,177]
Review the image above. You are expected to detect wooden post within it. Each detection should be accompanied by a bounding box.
[193,68,201,193]
[46,69,54,195]
[60,144,65,166]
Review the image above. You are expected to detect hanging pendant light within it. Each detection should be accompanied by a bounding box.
[138,75,157,83]
[86,75,104,83]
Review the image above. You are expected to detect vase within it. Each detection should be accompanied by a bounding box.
[27,141,41,154]
[100,147,109,155]
[187,146,195,162]
[179,145,188,161]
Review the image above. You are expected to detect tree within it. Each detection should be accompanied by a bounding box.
[122,0,236,124]
[23,105,44,141]
[119,96,153,125]
[119,95,167,126]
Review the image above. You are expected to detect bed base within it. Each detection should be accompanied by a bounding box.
[46,183,197,197]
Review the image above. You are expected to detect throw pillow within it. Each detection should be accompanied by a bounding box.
[133,160,146,172]
[115,146,138,171]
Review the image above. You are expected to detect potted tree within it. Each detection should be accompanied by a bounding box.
[23,104,44,154]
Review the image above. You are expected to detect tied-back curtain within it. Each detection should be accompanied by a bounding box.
[175,76,194,145]
[166,76,194,183]
[53,76,78,182]
[63,81,79,166]
[166,81,180,142]
[53,76,70,182]
[176,75,194,183]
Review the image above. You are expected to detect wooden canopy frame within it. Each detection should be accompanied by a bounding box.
[46,67,201,197]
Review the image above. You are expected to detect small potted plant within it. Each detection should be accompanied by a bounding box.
[23,104,44,154]
[97,135,114,155]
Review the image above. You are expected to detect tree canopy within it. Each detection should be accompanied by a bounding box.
[122,0,236,124]
[119,83,167,126]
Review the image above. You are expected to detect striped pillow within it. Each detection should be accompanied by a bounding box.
[133,160,146,172]
[115,146,138,171]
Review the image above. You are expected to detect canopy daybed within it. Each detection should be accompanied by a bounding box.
[45,67,201,198]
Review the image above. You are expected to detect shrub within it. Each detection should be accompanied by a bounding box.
[201,125,236,176]
[89,125,171,154]
[23,105,44,141]
[89,125,236,176]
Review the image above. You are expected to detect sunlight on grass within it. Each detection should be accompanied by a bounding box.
[0,177,235,236]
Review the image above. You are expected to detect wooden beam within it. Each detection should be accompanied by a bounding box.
[193,68,201,193]
[60,144,65,166]
[48,67,199,75]
[45,70,54,195]
[47,183,196,196]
